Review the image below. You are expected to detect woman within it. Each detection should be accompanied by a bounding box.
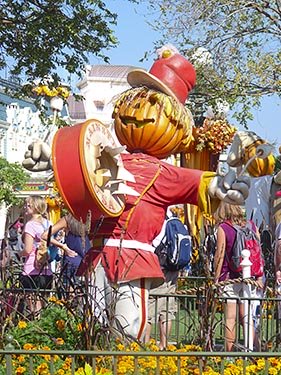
[213,201,263,351]
[42,213,91,289]
[19,195,76,313]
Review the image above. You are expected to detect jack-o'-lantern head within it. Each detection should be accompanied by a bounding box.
[112,45,196,159]
[112,87,194,159]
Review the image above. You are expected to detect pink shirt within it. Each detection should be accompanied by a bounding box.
[22,219,52,276]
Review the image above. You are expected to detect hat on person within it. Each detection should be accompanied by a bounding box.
[127,44,196,104]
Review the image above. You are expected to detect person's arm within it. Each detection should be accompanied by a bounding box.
[275,237,281,285]
[19,232,34,257]
[213,225,226,282]
[254,224,264,288]
[41,217,77,257]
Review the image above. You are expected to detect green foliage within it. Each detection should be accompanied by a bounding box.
[0,157,28,205]
[8,304,82,350]
[144,0,281,126]
[0,0,119,82]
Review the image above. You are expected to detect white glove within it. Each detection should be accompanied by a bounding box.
[209,169,251,205]
[274,170,281,185]
[22,141,52,172]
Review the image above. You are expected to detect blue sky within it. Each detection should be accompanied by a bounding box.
[94,0,281,152]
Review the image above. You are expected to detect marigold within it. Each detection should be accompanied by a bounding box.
[269,369,278,375]
[17,355,25,364]
[23,343,35,350]
[36,362,49,374]
[17,321,27,329]
[56,319,65,331]
[15,366,26,374]
[55,338,65,346]
[48,296,57,303]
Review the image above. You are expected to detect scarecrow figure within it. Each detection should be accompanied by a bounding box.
[23,45,259,340]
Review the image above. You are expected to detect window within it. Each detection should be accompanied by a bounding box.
[94,100,104,112]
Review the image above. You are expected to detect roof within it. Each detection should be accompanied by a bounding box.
[0,91,37,121]
[86,65,140,80]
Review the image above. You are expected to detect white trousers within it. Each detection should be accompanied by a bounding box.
[90,262,151,340]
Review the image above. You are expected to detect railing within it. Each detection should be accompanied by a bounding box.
[1,267,281,374]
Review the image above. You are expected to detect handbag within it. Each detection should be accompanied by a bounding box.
[34,222,52,270]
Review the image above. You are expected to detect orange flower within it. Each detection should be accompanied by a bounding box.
[15,366,26,375]
[56,319,65,331]
[55,338,65,346]
[23,343,35,350]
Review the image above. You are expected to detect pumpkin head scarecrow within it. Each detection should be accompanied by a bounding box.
[23,45,253,340]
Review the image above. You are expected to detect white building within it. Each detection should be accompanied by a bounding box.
[0,66,136,225]
[0,65,135,162]
[68,65,134,127]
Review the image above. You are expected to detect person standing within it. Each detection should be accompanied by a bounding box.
[144,207,182,349]
[274,221,281,321]
[275,221,281,284]
[213,201,263,351]
[19,195,54,314]
[19,195,76,314]
[42,213,91,290]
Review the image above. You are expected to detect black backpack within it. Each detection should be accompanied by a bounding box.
[154,217,192,271]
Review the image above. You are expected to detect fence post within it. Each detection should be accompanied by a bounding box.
[5,334,14,375]
[241,249,253,351]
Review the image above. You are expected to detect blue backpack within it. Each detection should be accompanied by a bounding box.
[154,217,192,271]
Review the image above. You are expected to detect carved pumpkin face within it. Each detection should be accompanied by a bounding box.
[112,87,193,159]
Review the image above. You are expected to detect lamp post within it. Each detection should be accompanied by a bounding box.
[43,96,65,143]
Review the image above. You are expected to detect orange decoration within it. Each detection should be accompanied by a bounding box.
[113,87,193,159]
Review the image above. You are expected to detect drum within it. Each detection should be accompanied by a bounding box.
[52,119,125,222]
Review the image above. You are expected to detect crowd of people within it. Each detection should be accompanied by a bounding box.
[1,194,281,351]
[3,195,90,314]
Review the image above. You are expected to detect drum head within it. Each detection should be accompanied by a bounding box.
[52,119,125,222]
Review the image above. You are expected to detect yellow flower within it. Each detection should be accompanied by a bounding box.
[256,358,265,370]
[75,368,84,375]
[36,362,49,374]
[17,355,25,363]
[23,343,35,350]
[62,357,72,369]
[15,366,26,374]
[17,321,27,329]
[32,84,70,99]
[56,319,65,331]
[55,338,65,346]
[269,369,278,375]
[48,296,57,303]
[77,323,83,332]
[116,343,125,351]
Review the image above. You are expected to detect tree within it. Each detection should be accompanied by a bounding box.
[0,157,28,206]
[142,0,281,126]
[0,0,119,84]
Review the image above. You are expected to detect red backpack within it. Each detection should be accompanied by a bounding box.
[226,221,264,278]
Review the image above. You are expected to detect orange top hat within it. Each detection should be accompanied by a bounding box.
[127,44,196,104]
